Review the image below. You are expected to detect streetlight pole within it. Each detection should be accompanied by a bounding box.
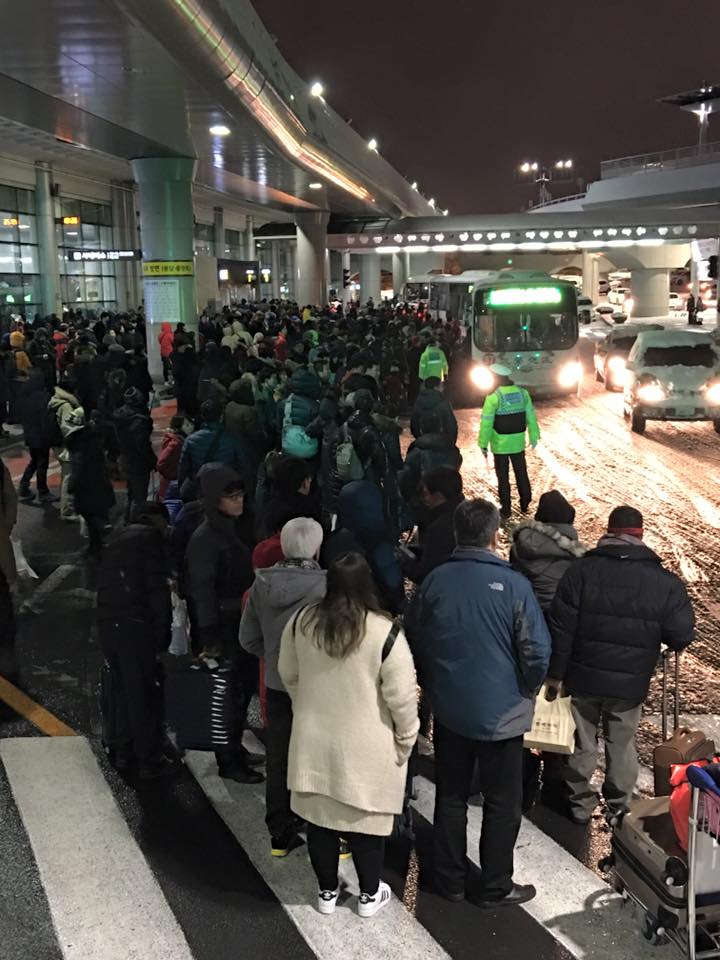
[517,159,574,208]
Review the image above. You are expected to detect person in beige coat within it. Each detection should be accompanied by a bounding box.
[278,552,418,919]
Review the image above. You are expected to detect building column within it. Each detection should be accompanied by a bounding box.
[270,241,281,299]
[34,162,62,318]
[213,206,224,259]
[631,267,670,318]
[111,181,141,313]
[359,254,381,304]
[130,157,197,382]
[341,250,353,308]
[581,251,598,300]
[392,251,407,299]
[245,215,255,263]
[295,210,329,306]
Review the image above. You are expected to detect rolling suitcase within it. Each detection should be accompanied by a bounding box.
[99,660,119,756]
[163,657,234,751]
[653,651,714,797]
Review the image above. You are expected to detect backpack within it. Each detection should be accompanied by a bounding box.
[281,398,318,460]
[45,404,64,449]
[335,423,365,483]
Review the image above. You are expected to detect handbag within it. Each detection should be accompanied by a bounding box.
[523,684,576,755]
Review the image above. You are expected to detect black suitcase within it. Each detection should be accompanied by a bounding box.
[164,658,234,751]
[99,660,118,755]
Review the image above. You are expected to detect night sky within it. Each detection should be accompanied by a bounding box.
[254,0,720,214]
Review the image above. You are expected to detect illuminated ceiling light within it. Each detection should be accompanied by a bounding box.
[637,238,664,247]
[487,232,497,240]
[553,230,564,239]
[310,81,324,98]
[578,240,604,249]
[367,137,379,152]
[658,227,669,236]
[406,245,430,253]
[489,242,515,251]
[689,225,698,235]
[434,233,445,242]
[525,231,536,239]
[373,236,383,243]
[407,234,417,242]
[459,232,469,242]
[411,181,418,190]
[209,124,231,136]
[501,231,511,240]
[432,244,458,252]
[568,229,578,238]
[473,232,483,241]
[420,234,431,242]
[636,226,647,235]
[393,234,404,243]
[463,243,488,252]
[308,182,323,190]
[621,227,632,236]
[520,162,531,173]
[520,242,547,251]
[607,227,618,236]
[548,241,576,250]
[346,237,356,245]
[359,236,369,245]
[593,228,603,237]
[607,239,634,247]
[672,226,683,235]
[539,230,550,239]
[377,246,401,254]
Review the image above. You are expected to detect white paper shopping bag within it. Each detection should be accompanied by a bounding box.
[524,684,576,755]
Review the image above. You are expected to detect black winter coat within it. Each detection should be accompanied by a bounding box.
[114,405,156,471]
[548,541,694,702]
[68,427,115,517]
[401,496,464,584]
[510,520,586,612]
[15,374,52,448]
[97,523,171,649]
[400,434,462,499]
[410,389,458,443]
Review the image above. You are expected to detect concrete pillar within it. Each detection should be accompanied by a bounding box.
[111,181,142,313]
[404,250,411,284]
[131,157,197,382]
[631,268,670,318]
[691,253,700,300]
[341,250,353,308]
[359,254,381,304]
[392,251,407,299]
[34,162,62,318]
[213,206,224,258]
[295,210,329,306]
[582,251,598,300]
[245,215,255,263]
[270,241,281,299]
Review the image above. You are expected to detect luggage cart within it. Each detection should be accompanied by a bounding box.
[612,786,720,959]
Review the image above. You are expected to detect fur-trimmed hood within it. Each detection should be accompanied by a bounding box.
[510,519,587,560]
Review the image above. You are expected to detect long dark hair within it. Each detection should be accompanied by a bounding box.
[301,552,388,658]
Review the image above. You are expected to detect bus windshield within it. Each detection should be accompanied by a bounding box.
[474,309,578,351]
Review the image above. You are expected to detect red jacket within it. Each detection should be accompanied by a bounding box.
[252,533,284,570]
[53,331,68,366]
[158,322,174,359]
[156,430,183,498]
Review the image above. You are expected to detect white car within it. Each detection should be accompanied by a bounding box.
[594,323,664,391]
[623,329,720,434]
[668,292,684,312]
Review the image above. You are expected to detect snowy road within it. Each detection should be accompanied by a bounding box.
[454,376,720,715]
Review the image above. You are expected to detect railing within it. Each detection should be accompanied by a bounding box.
[601,141,720,178]
[530,192,587,209]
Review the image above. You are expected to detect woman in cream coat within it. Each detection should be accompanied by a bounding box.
[279,552,418,918]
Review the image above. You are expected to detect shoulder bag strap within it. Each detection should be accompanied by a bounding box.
[381,620,401,662]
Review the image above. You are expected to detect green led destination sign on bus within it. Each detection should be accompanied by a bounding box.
[487,286,563,308]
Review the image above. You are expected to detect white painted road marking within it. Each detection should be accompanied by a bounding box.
[184,749,451,960]
[0,737,195,960]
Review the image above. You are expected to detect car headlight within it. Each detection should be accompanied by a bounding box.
[607,355,626,373]
[637,382,665,403]
[558,361,582,388]
[470,365,495,391]
[706,382,720,404]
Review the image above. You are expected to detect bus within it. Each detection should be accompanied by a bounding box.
[404,271,493,328]
[468,270,581,397]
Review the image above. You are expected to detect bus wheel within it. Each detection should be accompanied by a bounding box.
[631,410,646,435]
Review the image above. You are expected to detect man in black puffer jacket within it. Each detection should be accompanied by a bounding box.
[547,505,694,825]
[97,501,173,777]
[410,376,457,443]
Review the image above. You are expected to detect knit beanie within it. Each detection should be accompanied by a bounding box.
[535,490,575,525]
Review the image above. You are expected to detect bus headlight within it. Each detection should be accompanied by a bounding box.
[470,365,494,391]
[706,382,720,404]
[558,361,582,388]
[637,381,665,403]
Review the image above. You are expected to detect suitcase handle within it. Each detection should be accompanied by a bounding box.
[661,648,680,741]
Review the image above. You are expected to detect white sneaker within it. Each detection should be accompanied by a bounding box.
[317,889,339,915]
[358,881,391,918]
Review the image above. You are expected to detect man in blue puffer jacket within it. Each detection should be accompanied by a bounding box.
[178,398,255,495]
[408,498,550,909]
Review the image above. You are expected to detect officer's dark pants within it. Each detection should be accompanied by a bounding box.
[493,452,531,516]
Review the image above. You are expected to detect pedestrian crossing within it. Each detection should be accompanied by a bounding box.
[0,733,668,960]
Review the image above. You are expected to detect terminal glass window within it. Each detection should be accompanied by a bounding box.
[58,199,117,311]
[0,185,40,323]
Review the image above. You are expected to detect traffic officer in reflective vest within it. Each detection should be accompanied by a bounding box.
[478,364,540,519]
[418,338,449,383]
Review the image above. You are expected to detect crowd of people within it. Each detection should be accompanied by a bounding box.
[0,296,696,920]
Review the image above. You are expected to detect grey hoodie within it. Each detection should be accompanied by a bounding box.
[239,561,326,691]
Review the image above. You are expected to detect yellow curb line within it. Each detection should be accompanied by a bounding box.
[0,675,76,737]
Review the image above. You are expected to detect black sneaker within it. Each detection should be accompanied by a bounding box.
[239,745,266,768]
[270,832,305,858]
[18,488,34,502]
[218,763,264,784]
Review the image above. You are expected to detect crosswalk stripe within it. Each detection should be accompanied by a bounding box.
[0,737,195,960]
[411,774,659,960]
[184,748,451,960]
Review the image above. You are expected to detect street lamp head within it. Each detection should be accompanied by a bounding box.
[531,162,539,172]
[310,81,324,98]
[411,181,418,190]
[564,159,573,169]
[520,161,531,174]
[367,137,378,152]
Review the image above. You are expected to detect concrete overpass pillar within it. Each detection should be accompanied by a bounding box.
[131,157,197,382]
[632,268,670,318]
[295,210,329,306]
[359,255,381,305]
[582,252,599,301]
[341,251,353,308]
[34,162,62,319]
[392,252,407,298]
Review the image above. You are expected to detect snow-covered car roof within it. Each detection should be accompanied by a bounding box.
[606,323,665,339]
[633,329,719,349]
